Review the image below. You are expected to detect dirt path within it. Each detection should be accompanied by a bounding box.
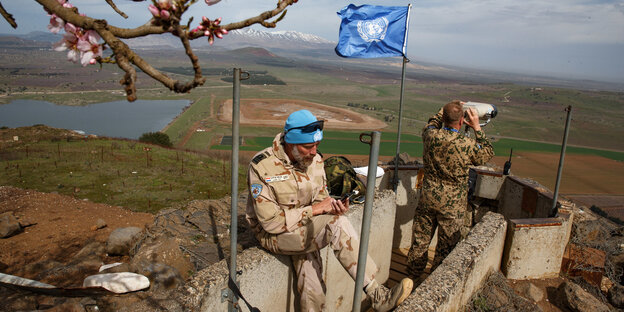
[175,95,219,149]
[219,98,387,130]
[0,186,153,279]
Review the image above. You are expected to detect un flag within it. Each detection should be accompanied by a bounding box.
[335,4,410,58]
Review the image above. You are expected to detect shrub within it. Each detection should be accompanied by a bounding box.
[139,132,172,147]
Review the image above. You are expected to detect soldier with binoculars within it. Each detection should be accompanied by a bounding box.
[407,100,495,281]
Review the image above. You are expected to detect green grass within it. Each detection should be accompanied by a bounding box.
[212,131,624,161]
[163,96,213,143]
[0,138,246,213]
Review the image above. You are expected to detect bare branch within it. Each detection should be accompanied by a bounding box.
[115,53,137,102]
[172,24,206,92]
[105,0,128,19]
[0,2,17,28]
[30,0,300,100]
[36,0,165,38]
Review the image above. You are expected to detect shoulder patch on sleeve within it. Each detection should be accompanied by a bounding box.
[251,183,263,199]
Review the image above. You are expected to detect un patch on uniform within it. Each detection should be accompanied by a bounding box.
[251,183,263,199]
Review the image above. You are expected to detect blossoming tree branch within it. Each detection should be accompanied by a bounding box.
[0,0,299,101]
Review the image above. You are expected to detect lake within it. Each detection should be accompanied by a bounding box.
[0,99,190,139]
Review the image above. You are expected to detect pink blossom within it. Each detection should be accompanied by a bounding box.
[67,49,80,63]
[148,3,171,20]
[64,23,78,35]
[148,4,160,17]
[198,16,227,45]
[77,30,102,66]
[48,14,64,33]
[157,0,174,10]
[205,0,221,5]
[53,31,80,63]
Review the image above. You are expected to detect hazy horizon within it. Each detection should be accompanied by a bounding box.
[0,1,623,84]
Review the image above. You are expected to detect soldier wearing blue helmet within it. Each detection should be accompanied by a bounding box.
[246,109,412,311]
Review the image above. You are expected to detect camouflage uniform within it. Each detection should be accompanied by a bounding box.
[246,133,378,312]
[407,108,494,277]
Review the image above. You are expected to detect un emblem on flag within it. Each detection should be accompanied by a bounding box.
[357,17,389,42]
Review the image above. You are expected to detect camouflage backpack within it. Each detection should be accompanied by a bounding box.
[324,156,366,198]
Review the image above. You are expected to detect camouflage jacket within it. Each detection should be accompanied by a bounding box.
[420,109,494,212]
[246,133,329,236]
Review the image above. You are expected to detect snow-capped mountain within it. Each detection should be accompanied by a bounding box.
[229,28,333,45]
[121,28,335,50]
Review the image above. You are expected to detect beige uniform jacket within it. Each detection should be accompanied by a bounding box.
[246,133,329,239]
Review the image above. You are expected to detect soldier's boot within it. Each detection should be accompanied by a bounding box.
[365,278,413,312]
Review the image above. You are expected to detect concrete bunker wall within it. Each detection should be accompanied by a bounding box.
[387,167,573,311]
[183,190,396,312]
[187,167,574,311]
[396,212,507,311]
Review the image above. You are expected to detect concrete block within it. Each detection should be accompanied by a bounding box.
[397,212,508,312]
[502,216,570,280]
[498,176,555,219]
[472,169,504,200]
[393,169,421,249]
[378,166,422,249]
[323,190,397,311]
[561,243,606,287]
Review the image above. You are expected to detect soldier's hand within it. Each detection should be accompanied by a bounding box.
[312,197,335,215]
[331,198,349,215]
[464,107,482,132]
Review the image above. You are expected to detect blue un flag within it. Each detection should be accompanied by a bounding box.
[335,4,411,58]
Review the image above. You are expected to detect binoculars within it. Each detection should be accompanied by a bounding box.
[463,101,498,126]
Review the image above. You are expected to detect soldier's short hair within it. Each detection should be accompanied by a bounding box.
[443,100,463,126]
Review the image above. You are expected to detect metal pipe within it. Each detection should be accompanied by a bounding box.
[393,57,408,191]
[228,67,241,312]
[550,105,572,217]
[352,131,381,312]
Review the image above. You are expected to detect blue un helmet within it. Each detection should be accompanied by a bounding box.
[283,110,324,144]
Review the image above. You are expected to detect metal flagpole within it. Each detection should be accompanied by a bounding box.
[393,3,411,192]
[393,56,409,191]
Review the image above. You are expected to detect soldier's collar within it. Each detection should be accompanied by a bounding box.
[274,134,294,167]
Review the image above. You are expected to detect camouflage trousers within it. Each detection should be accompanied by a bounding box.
[406,201,470,279]
[258,214,378,312]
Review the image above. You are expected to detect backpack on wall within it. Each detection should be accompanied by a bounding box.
[324,156,366,199]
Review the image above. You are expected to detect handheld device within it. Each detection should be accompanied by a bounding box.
[340,190,359,203]
[503,148,513,175]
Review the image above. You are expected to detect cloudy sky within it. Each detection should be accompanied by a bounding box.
[1,0,623,83]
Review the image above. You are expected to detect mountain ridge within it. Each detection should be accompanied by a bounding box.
[1,30,623,92]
